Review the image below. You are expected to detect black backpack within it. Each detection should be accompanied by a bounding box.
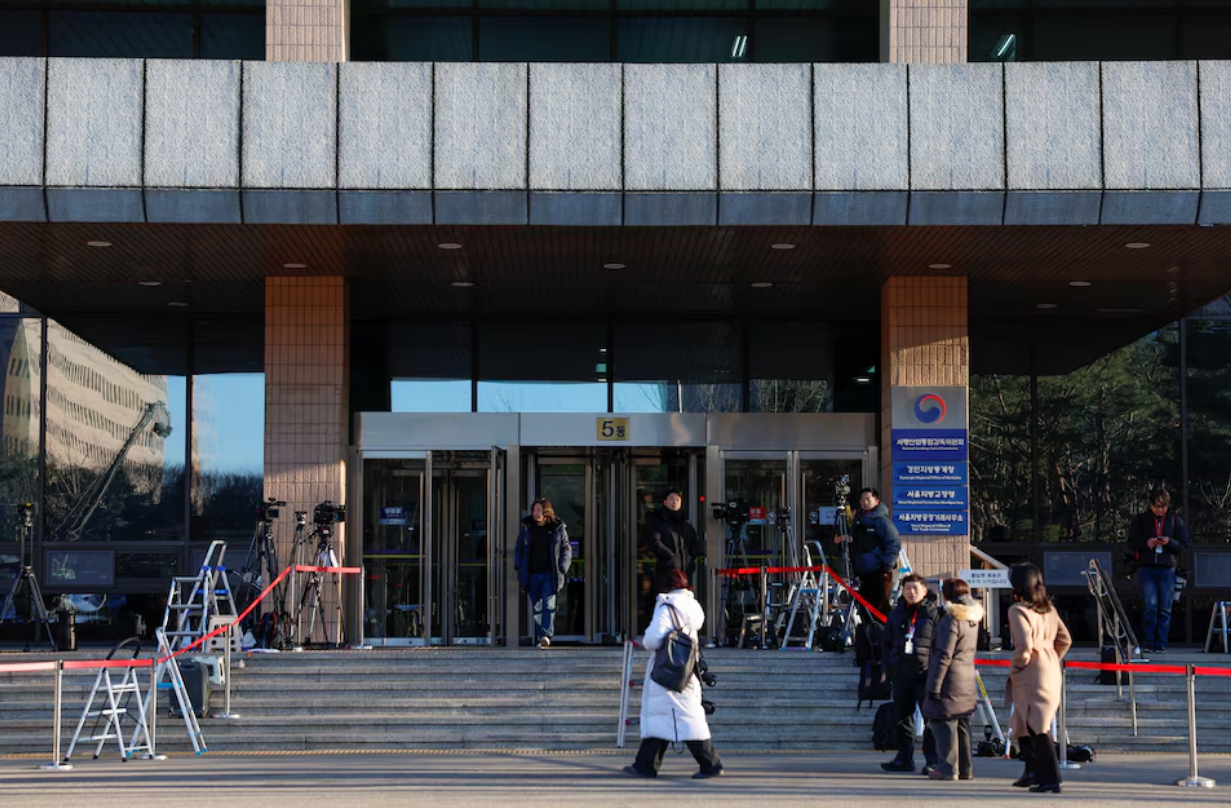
[855,621,891,706]
[872,702,897,751]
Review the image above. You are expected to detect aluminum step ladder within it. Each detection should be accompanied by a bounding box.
[1205,600,1230,653]
[780,542,829,651]
[161,541,236,653]
[616,640,642,748]
[64,639,153,762]
[144,629,208,755]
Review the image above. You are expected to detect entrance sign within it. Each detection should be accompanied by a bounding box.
[596,417,630,441]
[892,461,968,485]
[894,486,968,509]
[894,510,967,535]
[891,430,968,461]
[960,568,1012,589]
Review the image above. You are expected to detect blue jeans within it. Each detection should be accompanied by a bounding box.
[1139,565,1176,649]
[528,572,557,641]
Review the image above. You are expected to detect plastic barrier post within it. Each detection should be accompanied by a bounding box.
[38,661,72,771]
[1175,664,1215,788]
[1058,663,1080,770]
[216,622,239,720]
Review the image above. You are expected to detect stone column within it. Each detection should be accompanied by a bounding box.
[265,277,349,641]
[880,276,969,579]
[881,0,967,64]
[267,0,349,62]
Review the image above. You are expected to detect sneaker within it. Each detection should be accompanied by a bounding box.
[928,770,957,781]
[881,760,916,773]
[622,765,655,779]
[693,767,725,779]
[1154,646,1166,654]
[538,636,551,649]
[921,764,934,777]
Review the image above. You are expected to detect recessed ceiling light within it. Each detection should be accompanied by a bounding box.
[451,281,474,288]
[168,301,189,307]
[282,262,307,269]
[928,263,953,270]
[597,377,607,383]
[438,242,462,250]
[138,280,162,287]
[855,377,871,384]
[751,282,774,288]
[1069,281,1092,287]
[86,241,111,248]
[770,243,795,251]
[600,348,608,353]
[603,263,626,270]
[1036,303,1057,309]
[1125,242,1150,249]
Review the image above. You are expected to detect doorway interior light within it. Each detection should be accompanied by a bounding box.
[751,282,774,288]
[770,243,795,251]
[731,35,748,59]
[282,262,307,269]
[1125,242,1151,249]
[138,280,162,287]
[1069,280,1092,287]
[437,242,463,250]
[451,281,474,288]
[600,347,608,353]
[603,263,626,270]
[855,377,872,384]
[928,263,952,270]
[1036,303,1057,309]
[86,240,111,248]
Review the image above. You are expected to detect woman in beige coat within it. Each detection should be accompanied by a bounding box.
[1006,563,1072,794]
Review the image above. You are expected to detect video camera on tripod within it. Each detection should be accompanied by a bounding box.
[711,498,750,531]
[313,501,346,528]
[829,474,852,508]
[256,497,286,521]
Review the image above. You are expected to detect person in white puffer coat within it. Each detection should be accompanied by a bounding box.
[623,568,724,779]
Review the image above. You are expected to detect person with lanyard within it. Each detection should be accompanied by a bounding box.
[880,573,941,774]
[1128,488,1189,653]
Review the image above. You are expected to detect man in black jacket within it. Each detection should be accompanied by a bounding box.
[644,487,701,582]
[1128,489,1189,653]
[880,573,940,774]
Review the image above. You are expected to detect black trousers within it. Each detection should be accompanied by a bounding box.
[1020,731,1061,785]
[858,568,893,619]
[930,716,972,779]
[633,737,722,776]
[891,677,937,766]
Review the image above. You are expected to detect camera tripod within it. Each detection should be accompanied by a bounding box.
[237,499,291,648]
[292,518,341,648]
[1,504,57,651]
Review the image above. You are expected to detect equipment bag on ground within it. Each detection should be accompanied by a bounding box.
[872,702,897,751]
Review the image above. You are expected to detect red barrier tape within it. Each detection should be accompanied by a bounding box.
[1064,660,1188,676]
[1195,666,1231,677]
[973,658,1012,668]
[292,565,363,574]
[63,658,153,670]
[714,563,887,623]
[0,661,57,673]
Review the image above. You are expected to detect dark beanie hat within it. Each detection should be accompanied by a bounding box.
[664,487,683,501]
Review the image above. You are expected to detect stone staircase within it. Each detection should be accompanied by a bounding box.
[3,645,1230,756]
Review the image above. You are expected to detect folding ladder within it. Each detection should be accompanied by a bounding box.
[616,640,641,748]
[1205,600,1230,653]
[144,629,208,755]
[161,541,237,653]
[780,542,829,651]
[64,639,153,762]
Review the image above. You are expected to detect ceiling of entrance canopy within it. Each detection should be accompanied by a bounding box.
[0,221,1226,377]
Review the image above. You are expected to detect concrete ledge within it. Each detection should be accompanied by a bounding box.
[528,192,621,226]
[242,190,338,225]
[1198,191,1231,225]
[0,188,45,222]
[339,191,432,225]
[45,188,143,222]
[624,193,717,226]
[435,191,528,225]
[908,192,1004,226]
[1100,191,1199,225]
[0,58,45,187]
[1004,191,1102,226]
[145,189,241,224]
[719,193,811,226]
[812,191,908,225]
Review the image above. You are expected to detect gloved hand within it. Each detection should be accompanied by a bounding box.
[928,692,942,703]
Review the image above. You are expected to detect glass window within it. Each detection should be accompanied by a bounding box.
[1184,312,1231,543]
[191,374,264,543]
[969,14,1022,62]
[1182,14,1231,59]
[485,0,610,9]
[352,15,473,61]
[1032,14,1176,61]
[477,322,607,413]
[755,16,877,62]
[617,16,749,62]
[44,321,186,542]
[613,320,741,413]
[0,12,44,58]
[619,0,746,9]
[0,317,41,599]
[50,11,195,58]
[200,12,266,59]
[479,16,611,61]
[392,379,472,412]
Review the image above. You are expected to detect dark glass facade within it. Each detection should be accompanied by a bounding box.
[0,1,265,60]
[350,0,878,62]
[971,1,1231,62]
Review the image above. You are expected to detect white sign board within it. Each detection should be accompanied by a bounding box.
[960,568,1012,589]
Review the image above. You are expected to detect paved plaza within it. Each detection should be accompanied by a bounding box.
[1,751,1227,807]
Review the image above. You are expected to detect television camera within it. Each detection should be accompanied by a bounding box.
[256,497,286,521]
[313,501,346,527]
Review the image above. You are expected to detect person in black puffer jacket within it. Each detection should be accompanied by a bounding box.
[644,487,701,582]
[880,573,941,774]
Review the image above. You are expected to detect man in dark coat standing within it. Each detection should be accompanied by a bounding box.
[837,488,902,618]
[644,487,701,582]
[880,573,940,774]
[1128,488,1189,652]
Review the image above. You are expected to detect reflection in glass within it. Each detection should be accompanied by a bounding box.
[0,315,41,600]
[538,463,586,637]
[363,459,425,642]
[617,17,749,62]
[0,12,44,57]
[44,323,185,542]
[200,12,266,59]
[800,458,861,577]
[478,381,606,413]
[49,11,195,58]
[192,374,264,542]
[391,379,472,413]
[613,382,741,413]
[748,380,831,413]
[352,14,473,61]
[479,16,610,61]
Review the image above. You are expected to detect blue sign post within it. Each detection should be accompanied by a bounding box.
[890,393,970,534]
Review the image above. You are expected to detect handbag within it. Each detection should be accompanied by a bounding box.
[649,604,698,693]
